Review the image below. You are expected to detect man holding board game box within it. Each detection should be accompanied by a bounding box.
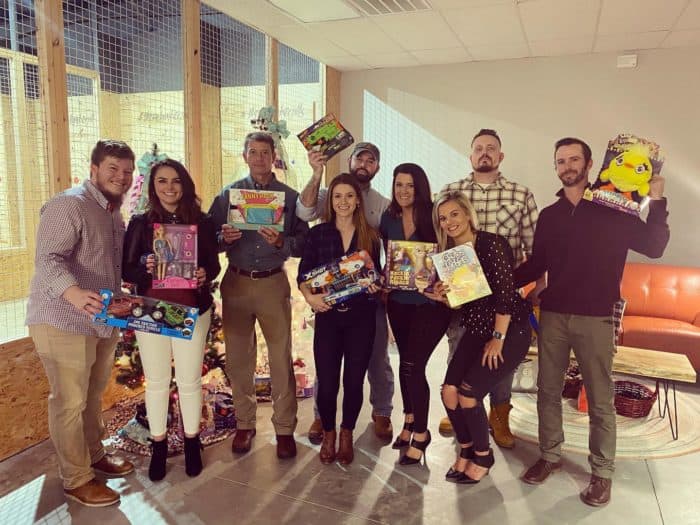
[297,141,396,444]
[209,131,309,460]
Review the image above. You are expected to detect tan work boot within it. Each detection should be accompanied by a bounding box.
[371,414,393,441]
[308,418,323,445]
[438,416,454,436]
[489,402,515,449]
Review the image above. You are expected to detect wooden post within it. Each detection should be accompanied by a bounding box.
[35,0,71,195]
[324,65,341,185]
[182,0,203,190]
[266,37,279,116]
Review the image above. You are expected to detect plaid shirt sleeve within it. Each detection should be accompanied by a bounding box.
[35,196,83,299]
[520,190,539,259]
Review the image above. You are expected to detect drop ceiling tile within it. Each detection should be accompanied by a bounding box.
[323,55,372,71]
[594,30,669,52]
[374,11,461,50]
[358,52,421,69]
[271,24,350,58]
[307,19,403,55]
[520,0,600,40]
[411,47,472,64]
[468,41,530,61]
[207,0,298,30]
[674,0,700,30]
[444,4,526,46]
[529,36,594,57]
[661,29,700,47]
[598,0,688,34]
[430,0,512,7]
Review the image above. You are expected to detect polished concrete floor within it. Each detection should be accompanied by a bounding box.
[1,341,699,525]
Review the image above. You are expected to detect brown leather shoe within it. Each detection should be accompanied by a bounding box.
[232,428,256,454]
[308,418,323,445]
[319,430,337,464]
[581,475,612,506]
[337,428,354,465]
[91,454,134,477]
[276,434,297,459]
[64,478,120,507]
[372,414,393,441]
[522,458,563,485]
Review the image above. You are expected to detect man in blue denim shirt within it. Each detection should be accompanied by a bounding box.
[209,132,309,459]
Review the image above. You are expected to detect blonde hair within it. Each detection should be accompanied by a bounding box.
[432,190,480,251]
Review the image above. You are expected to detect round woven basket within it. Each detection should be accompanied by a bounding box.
[614,380,658,418]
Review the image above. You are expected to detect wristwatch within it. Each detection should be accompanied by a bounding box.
[492,330,504,340]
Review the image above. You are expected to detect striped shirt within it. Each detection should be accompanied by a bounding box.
[441,173,539,266]
[26,180,125,337]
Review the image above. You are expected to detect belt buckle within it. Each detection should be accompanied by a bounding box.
[249,269,261,280]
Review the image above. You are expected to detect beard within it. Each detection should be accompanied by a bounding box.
[472,155,498,173]
[351,167,375,184]
[558,168,587,187]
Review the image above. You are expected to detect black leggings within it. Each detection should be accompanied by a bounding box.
[388,300,450,433]
[313,300,377,432]
[443,317,530,450]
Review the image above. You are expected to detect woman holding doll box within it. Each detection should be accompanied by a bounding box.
[122,159,220,481]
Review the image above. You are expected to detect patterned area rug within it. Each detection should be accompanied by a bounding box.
[510,378,700,459]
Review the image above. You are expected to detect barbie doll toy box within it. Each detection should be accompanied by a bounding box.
[152,223,198,289]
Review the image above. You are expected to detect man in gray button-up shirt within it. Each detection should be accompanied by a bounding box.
[297,142,395,444]
[209,131,308,460]
[26,140,136,507]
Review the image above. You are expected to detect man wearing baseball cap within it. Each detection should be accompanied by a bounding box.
[297,141,395,444]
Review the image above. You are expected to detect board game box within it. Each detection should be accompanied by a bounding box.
[385,240,438,292]
[228,188,285,232]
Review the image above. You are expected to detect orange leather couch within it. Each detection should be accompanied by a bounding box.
[620,262,700,372]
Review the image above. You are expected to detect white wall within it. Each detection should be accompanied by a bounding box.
[339,47,700,267]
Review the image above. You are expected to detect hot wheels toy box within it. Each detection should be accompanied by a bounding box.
[93,289,199,340]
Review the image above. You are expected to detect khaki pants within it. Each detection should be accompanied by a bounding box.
[29,324,119,489]
[536,311,617,478]
[221,269,297,434]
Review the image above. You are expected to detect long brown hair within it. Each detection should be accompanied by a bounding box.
[324,173,379,257]
[147,159,203,224]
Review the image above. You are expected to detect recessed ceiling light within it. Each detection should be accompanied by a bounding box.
[268,0,361,23]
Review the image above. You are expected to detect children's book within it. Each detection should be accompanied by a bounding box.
[385,240,438,292]
[302,250,379,306]
[431,243,492,308]
[228,188,285,232]
[152,223,198,289]
[297,113,354,160]
[586,133,665,216]
[93,289,199,340]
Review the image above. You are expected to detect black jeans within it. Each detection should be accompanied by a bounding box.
[387,300,451,433]
[314,299,377,432]
[444,317,531,447]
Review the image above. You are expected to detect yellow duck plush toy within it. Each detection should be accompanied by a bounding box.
[598,148,653,199]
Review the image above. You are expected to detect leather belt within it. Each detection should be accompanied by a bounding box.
[230,265,283,280]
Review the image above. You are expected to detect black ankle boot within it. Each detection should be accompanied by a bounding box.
[149,439,168,481]
[184,434,203,477]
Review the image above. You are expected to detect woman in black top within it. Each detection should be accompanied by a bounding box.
[298,173,381,466]
[379,163,450,464]
[425,191,531,484]
[122,159,220,481]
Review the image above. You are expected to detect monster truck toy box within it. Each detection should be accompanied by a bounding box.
[93,289,199,340]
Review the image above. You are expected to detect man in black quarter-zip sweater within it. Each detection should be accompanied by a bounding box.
[513,137,669,508]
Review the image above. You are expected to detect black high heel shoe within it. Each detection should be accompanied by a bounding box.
[399,430,431,465]
[392,421,414,449]
[445,445,473,480]
[455,448,494,484]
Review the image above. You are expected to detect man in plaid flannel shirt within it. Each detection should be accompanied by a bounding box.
[438,129,542,448]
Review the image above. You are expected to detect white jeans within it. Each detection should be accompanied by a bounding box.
[136,309,211,436]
